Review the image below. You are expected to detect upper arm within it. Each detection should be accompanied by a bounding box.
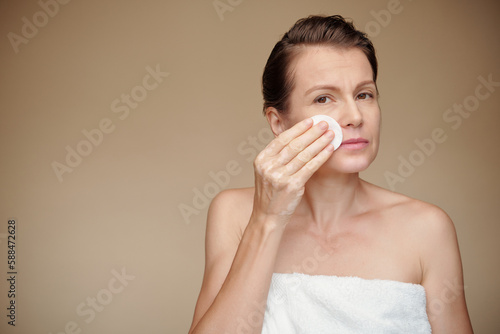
[419,206,473,333]
[188,189,248,332]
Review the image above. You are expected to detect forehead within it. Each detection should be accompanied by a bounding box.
[291,46,373,92]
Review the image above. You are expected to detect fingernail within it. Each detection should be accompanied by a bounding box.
[318,121,328,130]
[325,130,334,138]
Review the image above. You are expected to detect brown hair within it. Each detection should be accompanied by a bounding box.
[262,15,378,114]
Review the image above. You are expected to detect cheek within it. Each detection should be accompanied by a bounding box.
[281,114,303,131]
[365,106,381,132]
[284,97,313,129]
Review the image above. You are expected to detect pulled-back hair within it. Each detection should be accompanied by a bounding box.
[262,15,378,114]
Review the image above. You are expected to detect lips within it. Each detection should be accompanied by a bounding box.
[339,138,369,150]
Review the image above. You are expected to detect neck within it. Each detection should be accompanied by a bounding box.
[295,171,368,232]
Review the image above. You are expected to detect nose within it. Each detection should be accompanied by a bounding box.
[338,99,363,128]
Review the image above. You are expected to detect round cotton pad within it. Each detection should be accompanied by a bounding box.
[310,115,343,150]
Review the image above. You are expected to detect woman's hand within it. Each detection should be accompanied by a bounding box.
[252,118,335,225]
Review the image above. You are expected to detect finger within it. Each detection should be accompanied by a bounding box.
[263,117,313,156]
[276,121,330,165]
[292,143,335,181]
[285,130,335,175]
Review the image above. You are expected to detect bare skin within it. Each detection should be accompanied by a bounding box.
[189,46,473,334]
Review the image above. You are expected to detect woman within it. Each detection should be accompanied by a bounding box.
[189,15,473,333]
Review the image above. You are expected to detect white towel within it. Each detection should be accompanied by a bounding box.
[262,273,431,334]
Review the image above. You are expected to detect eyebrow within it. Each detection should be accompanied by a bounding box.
[305,80,377,96]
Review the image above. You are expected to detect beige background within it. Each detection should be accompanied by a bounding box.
[1,0,499,333]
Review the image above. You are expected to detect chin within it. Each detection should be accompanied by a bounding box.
[322,153,376,174]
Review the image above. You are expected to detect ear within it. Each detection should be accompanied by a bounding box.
[265,107,286,137]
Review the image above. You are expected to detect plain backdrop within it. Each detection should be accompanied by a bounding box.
[1,0,499,333]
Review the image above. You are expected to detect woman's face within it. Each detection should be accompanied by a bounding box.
[279,45,381,174]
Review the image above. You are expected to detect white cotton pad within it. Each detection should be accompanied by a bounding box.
[311,115,343,150]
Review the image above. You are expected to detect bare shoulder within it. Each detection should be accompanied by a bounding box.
[364,180,457,236]
[209,187,255,221]
[207,187,255,243]
[210,187,255,214]
[203,187,256,272]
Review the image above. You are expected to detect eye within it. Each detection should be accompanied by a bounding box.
[314,95,332,104]
[357,92,373,100]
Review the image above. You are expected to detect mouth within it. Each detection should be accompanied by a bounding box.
[339,138,369,150]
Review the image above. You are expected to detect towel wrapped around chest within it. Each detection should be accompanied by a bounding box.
[262,273,431,334]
